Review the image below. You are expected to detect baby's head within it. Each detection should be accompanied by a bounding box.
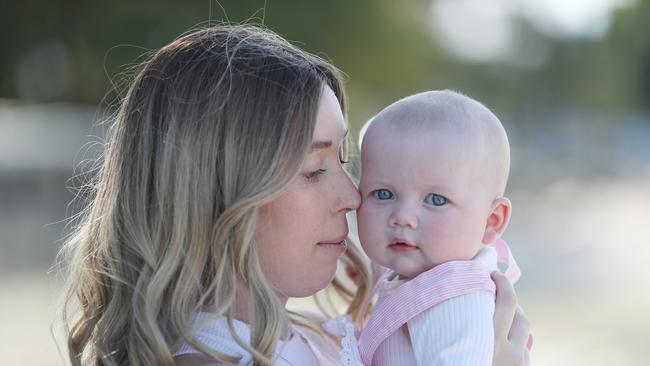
[357,90,511,278]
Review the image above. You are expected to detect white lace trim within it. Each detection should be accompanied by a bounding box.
[322,315,364,366]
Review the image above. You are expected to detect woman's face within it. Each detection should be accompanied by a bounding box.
[256,86,361,300]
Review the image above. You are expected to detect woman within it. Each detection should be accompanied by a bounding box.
[61,25,530,365]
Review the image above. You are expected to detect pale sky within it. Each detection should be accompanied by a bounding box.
[428,0,636,64]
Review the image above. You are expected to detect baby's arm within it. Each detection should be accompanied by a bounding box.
[407,291,495,366]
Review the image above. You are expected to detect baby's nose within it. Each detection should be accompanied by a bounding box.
[388,206,418,229]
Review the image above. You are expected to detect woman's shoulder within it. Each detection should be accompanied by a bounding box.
[174,353,227,366]
[174,313,252,364]
[290,309,344,365]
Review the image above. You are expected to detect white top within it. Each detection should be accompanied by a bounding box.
[175,312,339,365]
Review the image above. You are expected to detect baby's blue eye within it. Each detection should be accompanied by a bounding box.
[373,189,394,200]
[425,193,447,206]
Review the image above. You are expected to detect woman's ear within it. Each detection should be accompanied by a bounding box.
[482,197,512,244]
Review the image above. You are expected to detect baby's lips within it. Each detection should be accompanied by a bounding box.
[389,236,417,247]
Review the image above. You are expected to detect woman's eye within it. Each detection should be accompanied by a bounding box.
[305,169,326,182]
[372,189,394,200]
[425,193,447,206]
[339,141,349,164]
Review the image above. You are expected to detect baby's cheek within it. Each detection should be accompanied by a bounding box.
[357,207,386,259]
[357,203,381,229]
[420,218,453,242]
[419,220,459,260]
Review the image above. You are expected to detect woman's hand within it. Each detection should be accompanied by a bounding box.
[492,271,531,366]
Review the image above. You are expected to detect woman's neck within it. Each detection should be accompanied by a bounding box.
[233,281,291,339]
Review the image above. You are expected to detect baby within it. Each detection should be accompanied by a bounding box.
[355,90,520,365]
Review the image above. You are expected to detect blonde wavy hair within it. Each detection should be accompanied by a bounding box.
[60,25,371,365]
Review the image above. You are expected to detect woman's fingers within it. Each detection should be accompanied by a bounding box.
[523,347,531,366]
[492,271,517,340]
[508,306,531,350]
[491,271,532,366]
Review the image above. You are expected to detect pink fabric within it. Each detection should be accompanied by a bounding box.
[492,238,521,283]
[358,261,495,365]
[491,238,532,351]
[358,239,521,366]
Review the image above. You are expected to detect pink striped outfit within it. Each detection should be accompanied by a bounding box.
[324,238,520,366]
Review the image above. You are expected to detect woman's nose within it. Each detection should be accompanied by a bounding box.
[334,170,361,213]
[389,204,418,229]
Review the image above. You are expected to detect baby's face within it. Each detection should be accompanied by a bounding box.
[357,127,495,278]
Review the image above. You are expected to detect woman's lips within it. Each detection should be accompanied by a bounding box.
[317,240,347,252]
[317,234,348,250]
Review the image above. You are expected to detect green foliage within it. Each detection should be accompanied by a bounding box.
[2,0,648,124]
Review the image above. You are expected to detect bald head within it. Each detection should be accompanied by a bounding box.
[361,90,511,197]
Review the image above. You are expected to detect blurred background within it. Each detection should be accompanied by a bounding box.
[1,0,649,364]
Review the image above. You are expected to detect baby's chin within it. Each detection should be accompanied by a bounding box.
[385,261,430,280]
[393,253,483,279]
[367,249,437,279]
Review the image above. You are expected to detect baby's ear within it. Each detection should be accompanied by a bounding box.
[482,197,512,244]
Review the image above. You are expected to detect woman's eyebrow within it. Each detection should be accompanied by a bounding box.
[310,129,348,150]
[310,140,332,150]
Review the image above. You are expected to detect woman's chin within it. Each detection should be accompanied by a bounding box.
[288,269,338,298]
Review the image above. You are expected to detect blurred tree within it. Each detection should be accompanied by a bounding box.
[1,0,648,125]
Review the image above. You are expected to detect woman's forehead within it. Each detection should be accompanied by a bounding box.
[312,86,347,145]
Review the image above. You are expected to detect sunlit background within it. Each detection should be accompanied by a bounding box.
[1,0,649,364]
